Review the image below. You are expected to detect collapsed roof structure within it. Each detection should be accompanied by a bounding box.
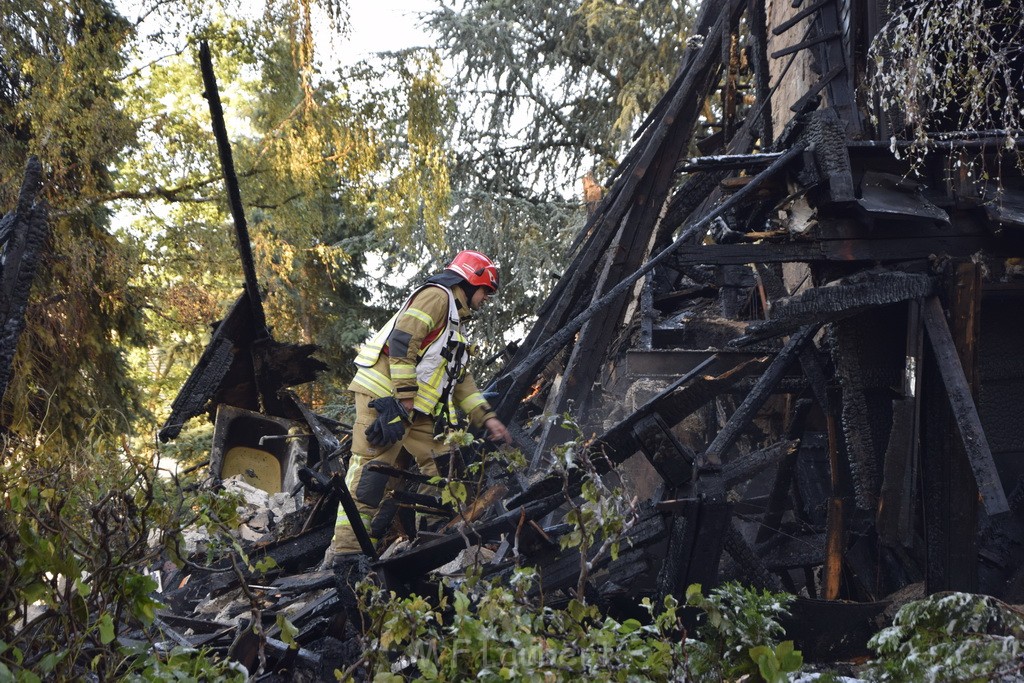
[155,0,1024,676]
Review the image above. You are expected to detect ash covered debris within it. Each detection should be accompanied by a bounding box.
[150,0,1024,676]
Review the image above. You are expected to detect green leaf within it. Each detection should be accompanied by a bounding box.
[620,618,642,634]
[277,614,299,649]
[749,645,770,661]
[38,652,60,674]
[75,578,92,598]
[416,657,438,678]
[98,613,116,645]
[254,556,278,574]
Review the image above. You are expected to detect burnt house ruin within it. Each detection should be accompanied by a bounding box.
[154,0,1024,675]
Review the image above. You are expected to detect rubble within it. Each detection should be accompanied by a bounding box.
[151,2,1024,677]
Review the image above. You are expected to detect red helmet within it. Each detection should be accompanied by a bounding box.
[446,250,499,292]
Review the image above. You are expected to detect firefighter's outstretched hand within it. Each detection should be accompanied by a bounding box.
[484,417,512,445]
[366,397,409,447]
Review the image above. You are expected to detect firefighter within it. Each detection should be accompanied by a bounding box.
[328,249,512,557]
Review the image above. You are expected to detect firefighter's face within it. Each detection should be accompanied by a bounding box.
[470,287,492,310]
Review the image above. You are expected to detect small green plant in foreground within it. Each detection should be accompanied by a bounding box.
[684,582,798,683]
[350,573,803,682]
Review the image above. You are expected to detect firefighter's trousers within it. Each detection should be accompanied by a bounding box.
[331,390,444,554]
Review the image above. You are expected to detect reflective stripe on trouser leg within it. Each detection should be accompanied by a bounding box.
[332,510,375,554]
[331,391,406,553]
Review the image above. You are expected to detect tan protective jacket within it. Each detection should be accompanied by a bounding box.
[348,284,495,427]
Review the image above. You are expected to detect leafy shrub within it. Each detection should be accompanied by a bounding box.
[349,573,806,682]
[684,582,798,683]
[0,432,243,680]
[353,568,688,682]
[867,591,1024,682]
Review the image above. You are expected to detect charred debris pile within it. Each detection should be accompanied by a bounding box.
[148,1,1024,678]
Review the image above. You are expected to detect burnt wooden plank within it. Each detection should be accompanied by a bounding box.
[199,42,267,338]
[657,495,732,603]
[252,524,334,573]
[789,64,844,114]
[702,325,820,468]
[724,520,783,590]
[833,318,881,510]
[667,234,984,268]
[677,152,784,173]
[156,612,234,634]
[159,335,237,441]
[822,400,847,600]
[922,294,1008,516]
[722,439,800,489]
[772,0,833,35]
[815,0,862,134]
[757,398,813,543]
[802,110,856,203]
[770,30,841,59]
[377,494,564,583]
[271,570,336,593]
[747,0,773,144]
[876,398,917,545]
[265,590,338,639]
[735,271,934,345]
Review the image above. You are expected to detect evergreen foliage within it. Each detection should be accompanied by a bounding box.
[1,0,147,443]
[377,0,702,363]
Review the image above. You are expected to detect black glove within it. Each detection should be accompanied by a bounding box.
[365,397,410,447]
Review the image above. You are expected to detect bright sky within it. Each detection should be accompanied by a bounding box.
[342,0,432,62]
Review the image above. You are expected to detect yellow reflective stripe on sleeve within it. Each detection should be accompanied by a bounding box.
[402,307,435,327]
[391,366,417,380]
[460,392,487,413]
[418,380,443,402]
[351,367,393,397]
[355,342,383,366]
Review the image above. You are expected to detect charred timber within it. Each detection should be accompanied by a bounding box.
[733,271,934,346]
[676,152,784,173]
[922,295,1009,517]
[492,144,806,425]
[703,325,819,469]
[0,157,49,403]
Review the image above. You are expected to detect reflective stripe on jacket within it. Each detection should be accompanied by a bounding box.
[350,284,471,418]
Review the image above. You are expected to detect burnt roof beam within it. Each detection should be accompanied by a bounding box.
[491,143,806,425]
[921,295,1009,517]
